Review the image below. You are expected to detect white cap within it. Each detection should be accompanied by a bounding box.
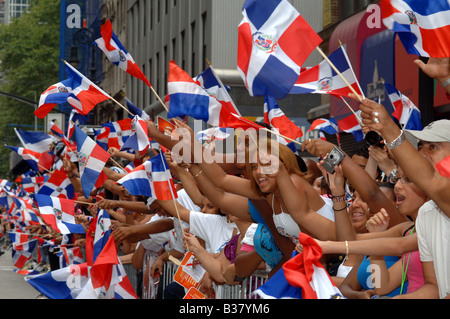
[404,120,450,143]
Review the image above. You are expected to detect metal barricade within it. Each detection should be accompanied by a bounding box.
[143,260,268,300]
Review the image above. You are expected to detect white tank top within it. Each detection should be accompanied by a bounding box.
[272,195,301,244]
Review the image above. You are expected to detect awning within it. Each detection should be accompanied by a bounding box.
[329,9,386,79]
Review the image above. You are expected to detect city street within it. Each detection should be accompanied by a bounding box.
[0,252,40,299]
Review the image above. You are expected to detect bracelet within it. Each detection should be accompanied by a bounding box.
[440,77,450,88]
[343,241,349,263]
[333,206,347,212]
[385,131,405,150]
[124,211,133,215]
[193,169,203,178]
[67,174,74,178]
[331,194,346,202]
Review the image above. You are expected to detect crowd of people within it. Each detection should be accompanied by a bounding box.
[0,56,449,300]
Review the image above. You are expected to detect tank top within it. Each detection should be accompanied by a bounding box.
[272,195,301,244]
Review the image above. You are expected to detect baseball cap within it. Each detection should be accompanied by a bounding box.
[404,119,450,144]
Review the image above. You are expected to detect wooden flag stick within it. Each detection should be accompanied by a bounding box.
[149,85,169,113]
[262,128,302,147]
[110,96,135,117]
[315,46,363,103]
[339,96,363,124]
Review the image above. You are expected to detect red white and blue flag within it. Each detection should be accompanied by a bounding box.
[237,0,322,99]
[120,115,150,152]
[194,65,241,116]
[337,109,364,142]
[72,125,110,198]
[37,167,75,199]
[6,146,43,172]
[34,195,85,235]
[384,83,422,130]
[263,95,303,144]
[95,19,151,87]
[381,0,450,57]
[117,152,177,200]
[94,118,133,151]
[57,246,84,268]
[62,61,112,115]
[254,233,342,299]
[14,128,56,153]
[126,98,151,120]
[25,263,91,299]
[308,118,339,136]
[167,60,224,126]
[36,62,111,117]
[290,46,364,98]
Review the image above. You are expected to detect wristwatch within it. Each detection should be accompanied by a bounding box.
[385,131,405,150]
[387,169,398,184]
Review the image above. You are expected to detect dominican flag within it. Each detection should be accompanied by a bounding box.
[95,19,151,87]
[73,125,110,198]
[237,0,322,99]
[263,96,303,145]
[290,46,364,98]
[167,60,224,126]
[381,0,450,57]
[337,109,364,142]
[79,209,137,299]
[34,195,85,235]
[120,115,150,152]
[15,175,49,195]
[25,263,90,299]
[194,65,241,116]
[6,145,43,172]
[67,109,90,139]
[94,118,133,151]
[117,152,177,200]
[11,196,41,226]
[57,246,84,268]
[254,233,342,299]
[385,83,422,130]
[37,167,75,199]
[62,61,112,115]
[126,98,150,121]
[11,239,38,269]
[196,127,233,142]
[14,128,56,153]
[35,79,78,119]
[308,118,339,135]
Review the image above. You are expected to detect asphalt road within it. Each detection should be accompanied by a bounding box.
[0,250,40,299]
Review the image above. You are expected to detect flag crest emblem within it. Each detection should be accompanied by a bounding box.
[254,32,278,53]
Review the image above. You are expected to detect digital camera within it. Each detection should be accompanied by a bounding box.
[322,146,345,174]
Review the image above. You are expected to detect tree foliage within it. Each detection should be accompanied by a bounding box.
[0,0,60,178]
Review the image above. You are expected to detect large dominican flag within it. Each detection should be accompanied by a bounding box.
[237,0,322,99]
[117,152,177,200]
[381,0,450,57]
[73,125,110,198]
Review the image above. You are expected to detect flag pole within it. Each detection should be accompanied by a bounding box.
[339,97,363,124]
[149,85,169,113]
[315,47,363,103]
